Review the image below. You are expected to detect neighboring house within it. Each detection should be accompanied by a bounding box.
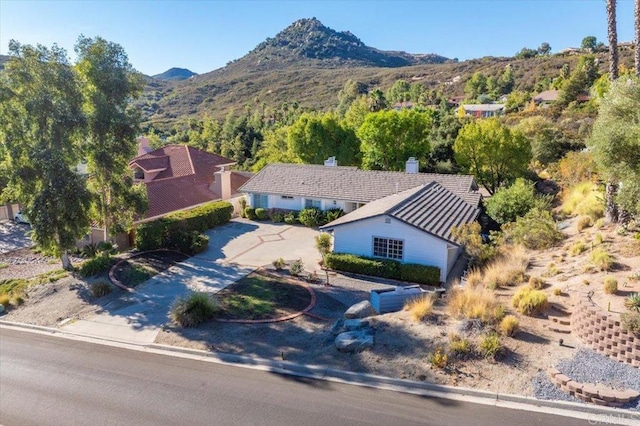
[391,101,415,111]
[239,158,481,282]
[130,144,252,222]
[533,89,559,106]
[460,104,505,118]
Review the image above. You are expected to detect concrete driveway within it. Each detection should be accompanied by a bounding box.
[0,221,32,254]
[62,219,321,343]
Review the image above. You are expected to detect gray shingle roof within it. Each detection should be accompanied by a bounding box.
[238,163,480,205]
[321,182,480,244]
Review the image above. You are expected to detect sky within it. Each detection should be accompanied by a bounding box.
[0,0,636,76]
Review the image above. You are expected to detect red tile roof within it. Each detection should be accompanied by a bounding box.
[129,145,248,220]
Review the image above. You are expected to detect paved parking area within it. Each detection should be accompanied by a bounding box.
[62,219,322,343]
[0,221,32,254]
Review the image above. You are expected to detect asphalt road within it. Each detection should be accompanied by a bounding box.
[0,327,595,426]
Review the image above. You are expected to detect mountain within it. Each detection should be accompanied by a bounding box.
[152,67,197,81]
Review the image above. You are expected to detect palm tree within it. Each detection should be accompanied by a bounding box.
[607,0,618,81]
[635,0,640,76]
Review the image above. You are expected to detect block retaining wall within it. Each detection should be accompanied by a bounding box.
[572,298,640,367]
[547,368,639,407]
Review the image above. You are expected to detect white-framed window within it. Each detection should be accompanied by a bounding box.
[305,199,321,209]
[373,237,404,260]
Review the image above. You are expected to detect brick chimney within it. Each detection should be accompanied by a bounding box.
[406,157,419,174]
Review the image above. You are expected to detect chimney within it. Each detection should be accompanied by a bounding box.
[406,157,419,174]
[137,137,153,156]
[211,165,232,200]
[324,156,338,167]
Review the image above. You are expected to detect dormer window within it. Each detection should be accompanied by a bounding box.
[134,167,144,180]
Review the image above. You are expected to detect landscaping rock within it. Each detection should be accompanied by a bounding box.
[335,330,374,353]
[344,300,376,319]
[331,318,370,335]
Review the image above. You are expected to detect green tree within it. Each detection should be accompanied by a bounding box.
[581,36,598,52]
[368,88,388,112]
[464,72,487,100]
[336,80,367,116]
[515,47,538,59]
[514,116,570,165]
[75,35,148,241]
[252,127,298,171]
[287,112,360,166]
[587,78,640,218]
[497,65,515,95]
[357,109,432,171]
[386,79,411,104]
[343,95,370,131]
[454,118,531,194]
[538,42,552,56]
[559,55,600,106]
[485,179,549,224]
[0,41,91,269]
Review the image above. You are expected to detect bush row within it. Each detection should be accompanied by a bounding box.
[324,253,440,285]
[135,201,231,254]
[244,207,345,228]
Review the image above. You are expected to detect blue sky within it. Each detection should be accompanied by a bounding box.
[0,0,636,76]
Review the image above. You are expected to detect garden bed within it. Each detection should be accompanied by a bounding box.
[111,250,189,287]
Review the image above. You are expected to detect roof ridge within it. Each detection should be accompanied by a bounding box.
[184,145,196,175]
[385,182,438,215]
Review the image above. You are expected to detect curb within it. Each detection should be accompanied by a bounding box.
[2,319,638,424]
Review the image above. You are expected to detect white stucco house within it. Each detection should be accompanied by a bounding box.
[239,158,481,282]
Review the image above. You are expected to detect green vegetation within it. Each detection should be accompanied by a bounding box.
[272,257,285,271]
[446,286,505,324]
[512,287,548,316]
[79,255,115,277]
[624,293,640,312]
[289,259,304,277]
[90,281,113,298]
[499,315,520,337]
[324,253,440,285]
[502,208,563,250]
[561,182,604,220]
[590,247,613,271]
[0,262,8,269]
[448,334,472,358]
[479,333,503,359]
[0,269,69,300]
[255,208,268,220]
[171,292,218,327]
[428,347,448,369]
[484,179,549,224]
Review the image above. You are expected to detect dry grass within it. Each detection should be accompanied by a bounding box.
[482,245,529,289]
[569,241,587,256]
[603,276,618,294]
[446,286,505,324]
[528,276,545,290]
[576,216,592,232]
[465,269,483,287]
[590,247,613,271]
[512,287,548,316]
[593,233,604,246]
[553,287,563,296]
[499,315,520,337]
[561,182,604,220]
[404,295,435,322]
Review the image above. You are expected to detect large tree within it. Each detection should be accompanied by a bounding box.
[0,41,91,269]
[357,109,432,171]
[636,0,640,76]
[607,0,619,80]
[453,118,531,195]
[75,36,147,241]
[587,78,640,217]
[288,112,359,166]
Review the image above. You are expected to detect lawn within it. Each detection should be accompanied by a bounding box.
[216,273,311,320]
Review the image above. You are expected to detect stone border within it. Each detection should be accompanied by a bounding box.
[547,367,639,408]
[215,269,317,324]
[108,249,189,292]
[572,298,640,367]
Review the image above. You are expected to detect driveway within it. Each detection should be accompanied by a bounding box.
[0,221,32,254]
[62,219,321,343]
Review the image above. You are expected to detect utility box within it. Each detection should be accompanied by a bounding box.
[370,286,424,314]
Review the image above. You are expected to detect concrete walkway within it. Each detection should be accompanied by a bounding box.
[62,219,321,343]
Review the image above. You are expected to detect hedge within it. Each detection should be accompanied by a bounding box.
[324,253,440,285]
[135,201,231,254]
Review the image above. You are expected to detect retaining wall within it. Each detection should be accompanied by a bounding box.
[547,368,639,407]
[572,298,640,367]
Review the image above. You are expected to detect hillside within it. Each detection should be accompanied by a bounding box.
[0,54,10,70]
[152,67,197,81]
[133,18,634,126]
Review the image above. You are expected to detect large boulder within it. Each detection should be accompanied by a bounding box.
[344,300,376,319]
[331,318,370,336]
[335,330,374,353]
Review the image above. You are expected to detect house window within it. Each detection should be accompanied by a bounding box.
[134,167,144,180]
[373,237,404,260]
[305,199,321,209]
[281,195,294,200]
[254,194,269,209]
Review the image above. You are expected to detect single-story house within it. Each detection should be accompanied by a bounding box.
[239,158,481,282]
[460,104,505,118]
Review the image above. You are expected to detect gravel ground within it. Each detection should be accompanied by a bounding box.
[533,348,640,411]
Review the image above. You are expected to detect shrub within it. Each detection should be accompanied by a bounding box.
[512,287,548,316]
[546,262,560,276]
[499,315,519,337]
[502,208,563,250]
[621,312,640,334]
[594,218,605,229]
[448,334,472,358]
[289,259,304,277]
[569,241,586,256]
[324,253,440,285]
[553,287,563,296]
[576,216,592,232]
[528,276,545,290]
[482,245,529,289]
[268,209,285,222]
[479,332,502,359]
[244,207,257,220]
[485,179,550,224]
[315,233,332,261]
[79,255,114,277]
[451,222,497,266]
[404,295,435,322]
[552,151,596,187]
[298,208,325,227]
[82,243,99,258]
[603,276,618,294]
[90,281,113,298]
[0,294,10,308]
[446,286,505,324]
[255,208,268,220]
[284,211,298,224]
[624,293,640,312]
[11,295,24,306]
[239,197,247,218]
[465,269,483,287]
[428,347,448,369]
[590,247,613,271]
[171,292,218,327]
[561,181,604,220]
[593,233,604,245]
[324,208,345,223]
[272,257,285,271]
